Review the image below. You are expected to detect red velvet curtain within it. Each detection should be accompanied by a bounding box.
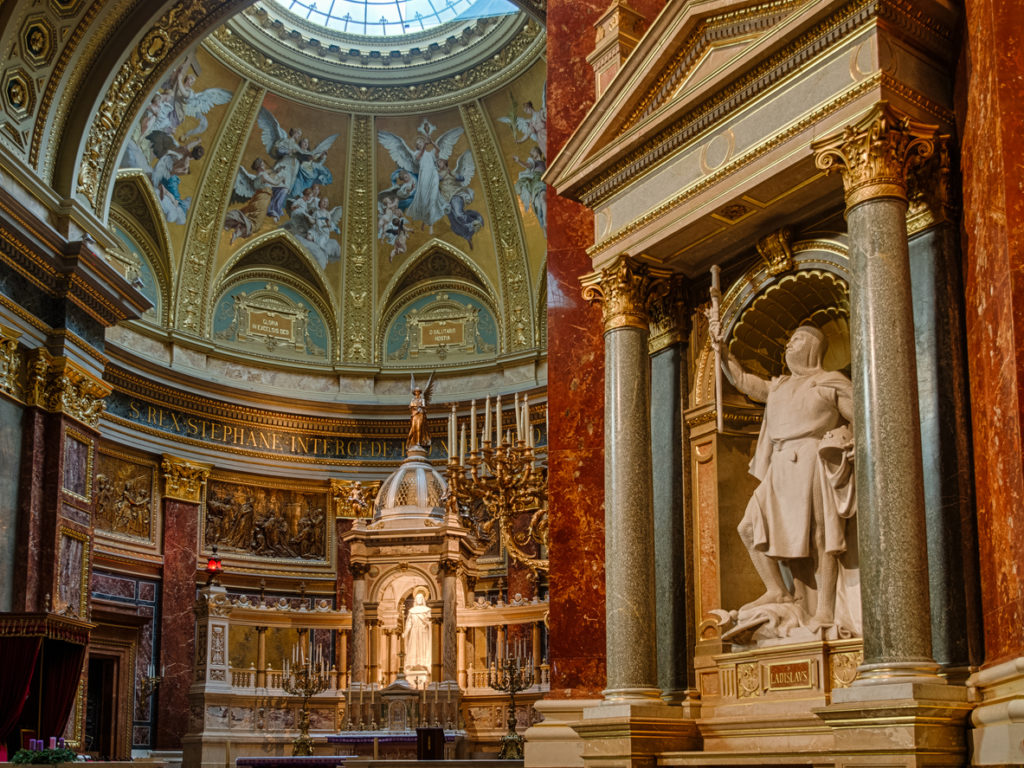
[0,637,43,745]
[38,639,87,741]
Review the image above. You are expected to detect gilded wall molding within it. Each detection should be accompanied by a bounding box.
[76,0,250,210]
[161,454,212,504]
[580,257,672,333]
[461,100,533,352]
[173,81,265,335]
[341,114,374,364]
[812,102,938,209]
[206,19,544,114]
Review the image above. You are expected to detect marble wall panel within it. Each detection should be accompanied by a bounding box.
[960,0,1024,666]
[62,431,90,498]
[0,396,23,611]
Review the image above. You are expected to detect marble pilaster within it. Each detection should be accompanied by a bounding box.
[648,279,692,705]
[156,456,210,748]
[349,562,369,685]
[440,558,458,683]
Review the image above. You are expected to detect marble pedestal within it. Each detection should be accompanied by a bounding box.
[572,700,699,768]
[523,699,602,768]
[967,657,1024,766]
[813,680,970,766]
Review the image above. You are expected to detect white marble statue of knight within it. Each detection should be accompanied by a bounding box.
[718,324,861,642]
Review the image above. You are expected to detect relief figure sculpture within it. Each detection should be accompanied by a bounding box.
[712,325,860,643]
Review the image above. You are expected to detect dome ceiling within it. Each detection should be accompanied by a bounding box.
[108,3,547,386]
[268,0,519,38]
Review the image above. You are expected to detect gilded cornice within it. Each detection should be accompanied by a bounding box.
[174,81,265,336]
[580,257,672,333]
[812,102,937,209]
[585,71,886,260]
[26,350,112,428]
[553,0,953,209]
[206,18,544,113]
[161,454,213,503]
[461,100,533,353]
[76,0,252,211]
[341,114,374,365]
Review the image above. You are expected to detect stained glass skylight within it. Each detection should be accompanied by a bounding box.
[268,0,519,37]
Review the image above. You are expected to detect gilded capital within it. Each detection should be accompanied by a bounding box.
[581,257,672,332]
[161,455,212,504]
[648,275,689,353]
[812,103,938,210]
[0,325,22,400]
[25,352,111,428]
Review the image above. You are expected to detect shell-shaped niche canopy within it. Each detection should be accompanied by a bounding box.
[373,447,447,526]
[729,269,850,379]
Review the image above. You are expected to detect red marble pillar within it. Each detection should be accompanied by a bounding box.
[546,0,608,699]
[156,458,210,748]
[958,0,1024,669]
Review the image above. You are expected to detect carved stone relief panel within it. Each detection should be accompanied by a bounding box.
[95,449,158,541]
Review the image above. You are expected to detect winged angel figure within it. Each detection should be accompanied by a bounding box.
[257,107,339,199]
[407,372,435,451]
[378,120,484,247]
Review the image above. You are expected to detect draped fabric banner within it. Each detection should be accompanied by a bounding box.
[0,637,42,756]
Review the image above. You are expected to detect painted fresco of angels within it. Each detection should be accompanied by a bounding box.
[120,53,231,225]
[499,89,548,233]
[377,119,485,248]
[257,107,339,199]
[282,186,343,269]
[223,157,289,243]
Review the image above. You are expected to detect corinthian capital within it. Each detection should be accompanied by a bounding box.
[812,103,938,209]
[580,256,673,332]
[161,455,212,503]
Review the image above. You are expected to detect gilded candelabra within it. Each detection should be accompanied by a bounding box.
[445,395,548,575]
[282,639,330,755]
[488,653,534,760]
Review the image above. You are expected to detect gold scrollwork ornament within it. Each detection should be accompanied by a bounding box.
[581,257,673,332]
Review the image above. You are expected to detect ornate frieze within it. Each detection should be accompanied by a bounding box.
[342,115,374,363]
[812,102,938,209]
[332,478,379,519]
[580,257,672,332]
[161,455,212,504]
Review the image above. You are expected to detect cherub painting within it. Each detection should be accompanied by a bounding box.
[377,119,485,250]
[220,104,343,270]
[499,90,548,233]
[120,53,232,225]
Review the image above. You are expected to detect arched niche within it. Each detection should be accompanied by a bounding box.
[694,234,851,407]
[380,285,501,368]
[209,273,335,364]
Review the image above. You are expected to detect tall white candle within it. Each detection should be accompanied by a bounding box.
[484,395,491,445]
[459,424,466,466]
[515,392,521,439]
[449,406,456,457]
[470,399,477,452]
[495,394,502,445]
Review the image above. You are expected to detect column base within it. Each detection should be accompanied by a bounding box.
[813,679,970,765]
[573,699,700,768]
[524,698,602,768]
[968,656,1024,766]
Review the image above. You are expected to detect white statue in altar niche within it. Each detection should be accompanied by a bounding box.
[403,589,432,676]
[712,324,861,644]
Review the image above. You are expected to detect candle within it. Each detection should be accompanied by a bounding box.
[484,395,491,445]
[449,405,456,457]
[515,392,521,439]
[49,738,56,749]
[470,400,477,452]
[495,394,501,445]
[459,424,466,466]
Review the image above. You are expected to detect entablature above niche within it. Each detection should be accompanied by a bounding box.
[548,0,959,275]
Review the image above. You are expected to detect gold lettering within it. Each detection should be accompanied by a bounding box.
[258,431,271,449]
[186,417,199,436]
[129,401,141,419]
